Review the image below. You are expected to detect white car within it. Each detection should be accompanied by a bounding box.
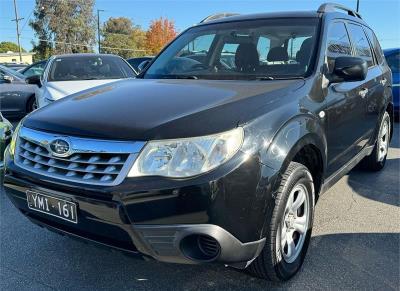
[27,54,137,108]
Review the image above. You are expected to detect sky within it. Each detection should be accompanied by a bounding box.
[0,0,399,52]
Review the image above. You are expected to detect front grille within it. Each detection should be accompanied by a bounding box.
[15,127,145,186]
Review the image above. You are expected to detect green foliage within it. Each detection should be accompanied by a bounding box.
[0,42,26,53]
[101,17,147,59]
[30,0,96,59]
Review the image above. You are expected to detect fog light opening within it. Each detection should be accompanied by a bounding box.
[180,234,221,262]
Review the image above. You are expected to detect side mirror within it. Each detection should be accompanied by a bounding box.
[26,74,42,87]
[137,60,151,73]
[3,75,14,83]
[331,56,367,83]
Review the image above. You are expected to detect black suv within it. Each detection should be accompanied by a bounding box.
[3,3,393,281]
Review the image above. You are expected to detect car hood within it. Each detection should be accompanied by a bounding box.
[24,78,304,140]
[45,79,122,100]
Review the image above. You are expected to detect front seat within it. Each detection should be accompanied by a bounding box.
[235,43,259,72]
[267,47,289,63]
[296,37,314,66]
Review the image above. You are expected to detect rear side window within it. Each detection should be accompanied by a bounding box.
[347,23,374,67]
[364,28,385,65]
[326,22,352,73]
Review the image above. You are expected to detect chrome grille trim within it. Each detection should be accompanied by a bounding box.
[15,127,146,186]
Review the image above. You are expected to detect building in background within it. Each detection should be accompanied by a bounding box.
[0,51,35,64]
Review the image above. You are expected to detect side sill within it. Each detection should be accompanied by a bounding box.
[321,145,374,194]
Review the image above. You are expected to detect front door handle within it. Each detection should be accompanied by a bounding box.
[359,88,369,98]
[380,78,387,86]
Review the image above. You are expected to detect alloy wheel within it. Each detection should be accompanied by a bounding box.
[377,118,390,162]
[278,183,310,263]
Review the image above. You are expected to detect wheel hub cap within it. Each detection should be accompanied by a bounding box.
[378,119,389,162]
[278,184,310,264]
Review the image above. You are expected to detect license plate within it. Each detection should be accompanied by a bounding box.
[26,190,78,224]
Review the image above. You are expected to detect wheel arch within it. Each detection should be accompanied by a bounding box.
[386,101,394,142]
[262,115,327,198]
[26,93,36,113]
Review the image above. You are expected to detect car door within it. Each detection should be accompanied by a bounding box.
[0,68,34,118]
[324,21,368,177]
[346,23,383,144]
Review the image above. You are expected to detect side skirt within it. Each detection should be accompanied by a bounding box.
[320,145,374,194]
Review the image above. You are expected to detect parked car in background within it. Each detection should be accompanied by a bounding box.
[27,54,136,108]
[0,65,37,118]
[384,48,399,118]
[127,56,152,72]
[3,3,393,282]
[19,59,48,77]
[0,112,12,170]
[0,63,28,71]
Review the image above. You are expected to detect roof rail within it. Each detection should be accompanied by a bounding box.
[200,13,240,23]
[318,3,362,19]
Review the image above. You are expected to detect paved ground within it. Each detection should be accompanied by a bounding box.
[1,123,399,290]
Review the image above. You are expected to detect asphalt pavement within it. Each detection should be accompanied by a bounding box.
[1,123,399,290]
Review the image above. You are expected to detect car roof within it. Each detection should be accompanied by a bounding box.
[197,11,320,26]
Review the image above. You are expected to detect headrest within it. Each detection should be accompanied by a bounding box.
[267,47,289,62]
[235,43,259,72]
[296,37,314,64]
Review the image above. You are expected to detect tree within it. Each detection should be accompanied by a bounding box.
[101,17,146,59]
[30,0,53,61]
[145,17,177,55]
[30,0,96,58]
[0,41,26,53]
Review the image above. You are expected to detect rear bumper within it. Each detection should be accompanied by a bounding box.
[3,149,278,268]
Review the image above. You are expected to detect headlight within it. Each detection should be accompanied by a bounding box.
[9,121,22,157]
[128,127,244,178]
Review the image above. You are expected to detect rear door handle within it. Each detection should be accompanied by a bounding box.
[380,78,387,86]
[359,88,369,98]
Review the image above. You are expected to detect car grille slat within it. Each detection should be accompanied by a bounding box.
[15,127,145,186]
[20,142,126,165]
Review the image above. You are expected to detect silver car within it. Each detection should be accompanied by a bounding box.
[27,53,137,108]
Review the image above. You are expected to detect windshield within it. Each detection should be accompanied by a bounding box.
[143,18,319,80]
[48,55,136,82]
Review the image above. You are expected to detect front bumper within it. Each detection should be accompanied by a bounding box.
[3,148,278,267]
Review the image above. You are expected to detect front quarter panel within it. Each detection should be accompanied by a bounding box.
[262,115,327,173]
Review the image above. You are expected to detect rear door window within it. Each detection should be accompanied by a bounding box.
[347,23,374,67]
[364,28,385,65]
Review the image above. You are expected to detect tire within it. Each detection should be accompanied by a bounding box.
[360,111,390,171]
[26,96,37,113]
[248,162,315,281]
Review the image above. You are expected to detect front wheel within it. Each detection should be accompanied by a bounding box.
[248,162,315,281]
[360,112,390,171]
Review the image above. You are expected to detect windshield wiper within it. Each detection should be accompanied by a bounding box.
[255,76,306,81]
[163,75,199,80]
[255,76,274,80]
